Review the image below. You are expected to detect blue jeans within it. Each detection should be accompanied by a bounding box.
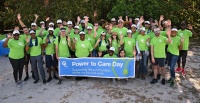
[167,52,178,78]
[92,49,97,57]
[139,51,148,74]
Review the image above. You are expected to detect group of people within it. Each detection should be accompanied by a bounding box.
[2,13,197,88]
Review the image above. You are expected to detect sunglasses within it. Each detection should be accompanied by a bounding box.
[101,35,106,37]
[87,29,92,31]
[13,34,20,36]
[31,26,36,27]
[57,23,62,24]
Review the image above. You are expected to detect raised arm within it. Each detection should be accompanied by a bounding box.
[166,20,172,43]
[76,16,81,26]
[34,14,39,23]
[3,34,12,48]
[188,24,198,37]
[158,15,164,30]
[93,11,97,24]
[17,14,26,28]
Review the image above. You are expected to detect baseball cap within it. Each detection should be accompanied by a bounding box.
[140,27,146,32]
[67,21,72,25]
[154,28,160,33]
[60,28,66,31]
[79,31,85,35]
[127,30,132,34]
[101,32,106,35]
[48,27,54,31]
[29,30,36,34]
[109,47,115,52]
[31,23,37,26]
[145,21,150,24]
[134,18,139,21]
[131,24,137,28]
[171,28,178,31]
[118,19,124,23]
[13,30,20,34]
[57,19,62,23]
[87,26,92,30]
[74,26,79,29]
[111,18,116,22]
[80,20,85,23]
[40,21,45,24]
[49,22,54,26]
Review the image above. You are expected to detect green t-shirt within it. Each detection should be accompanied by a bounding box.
[136,35,150,51]
[106,32,112,41]
[43,35,56,55]
[29,37,43,56]
[75,39,93,57]
[177,29,192,50]
[167,36,181,55]
[111,27,128,39]
[98,40,108,52]
[111,39,120,54]
[132,31,139,39]
[8,38,25,59]
[103,54,117,58]
[54,27,68,36]
[94,29,104,40]
[54,36,70,57]
[69,33,80,41]
[122,37,135,57]
[148,32,155,39]
[20,34,31,54]
[86,33,96,47]
[160,31,167,37]
[150,36,167,58]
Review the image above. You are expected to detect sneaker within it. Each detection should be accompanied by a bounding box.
[161,79,166,85]
[24,75,29,81]
[182,69,186,76]
[166,78,172,83]
[53,74,59,80]
[43,79,47,84]
[150,79,158,84]
[175,67,182,72]
[170,80,175,87]
[141,74,145,80]
[47,77,52,82]
[16,82,22,88]
[57,79,62,84]
[157,74,161,80]
[33,79,39,84]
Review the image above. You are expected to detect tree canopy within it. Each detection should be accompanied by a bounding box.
[0,0,199,34]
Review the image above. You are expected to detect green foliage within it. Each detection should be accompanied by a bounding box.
[0,0,199,34]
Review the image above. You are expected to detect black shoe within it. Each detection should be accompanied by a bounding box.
[33,79,39,84]
[31,71,35,80]
[161,79,166,85]
[47,77,52,82]
[43,79,47,84]
[157,74,161,80]
[24,75,29,81]
[150,79,158,84]
[166,78,172,83]
[57,79,62,84]
[149,71,154,76]
[53,74,59,80]
[141,75,145,80]
[170,80,175,87]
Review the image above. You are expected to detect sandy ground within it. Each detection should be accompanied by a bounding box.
[0,40,200,103]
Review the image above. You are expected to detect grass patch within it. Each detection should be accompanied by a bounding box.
[0,35,6,40]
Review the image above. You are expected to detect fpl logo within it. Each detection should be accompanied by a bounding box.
[128,41,131,45]
[141,39,144,43]
[62,61,68,67]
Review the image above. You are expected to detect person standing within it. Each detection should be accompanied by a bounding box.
[150,21,172,85]
[54,28,71,84]
[26,30,46,84]
[3,30,25,87]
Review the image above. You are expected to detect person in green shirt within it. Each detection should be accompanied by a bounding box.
[3,30,25,87]
[111,19,128,39]
[150,25,172,85]
[94,32,109,57]
[103,47,117,58]
[86,26,97,57]
[55,28,71,84]
[108,32,120,55]
[26,30,46,84]
[43,27,58,82]
[73,31,92,81]
[20,27,35,81]
[136,27,150,79]
[66,21,74,35]
[144,21,152,34]
[176,21,193,75]
[120,30,136,58]
[54,19,63,36]
[166,28,184,87]
[69,26,80,58]
[131,24,139,39]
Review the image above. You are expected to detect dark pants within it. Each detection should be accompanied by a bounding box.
[30,55,46,80]
[9,57,25,82]
[139,51,148,74]
[167,52,178,78]
[177,50,187,69]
